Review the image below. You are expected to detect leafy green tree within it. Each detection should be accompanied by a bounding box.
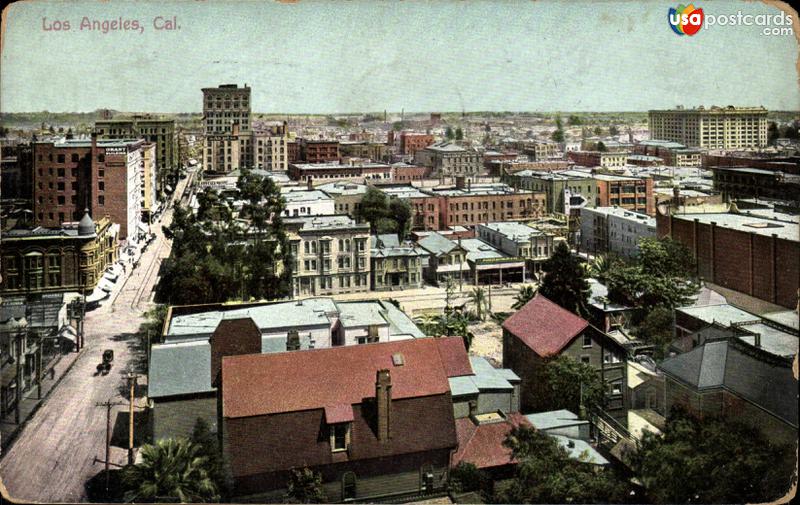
[284,467,326,503]
[355,187,390,234]
[635,306,673,360]
[445,126,455,140]
[596,141,607,152]
[609,125,620,136]
[455,127,464,140]
[389,198,412,240]
[631,407,793,504]
[122,438,220,503]
[543,355,604,415]
[190,418,229,497]
[511,285,537,310]
[593,126,602,135]
[538,242,590,316]
[496,425,631,504]
[467,287,488,321]
[551,127,565,143]
[449,462,489,494]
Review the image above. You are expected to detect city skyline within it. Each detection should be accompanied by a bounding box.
[2,0,798,114]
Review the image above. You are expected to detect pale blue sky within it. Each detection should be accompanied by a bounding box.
[1,0,798,113]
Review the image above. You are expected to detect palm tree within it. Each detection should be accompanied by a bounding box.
[122,438,220,503]
[467,287,488,321]
[512,285,538,310]
[585,255,611,280]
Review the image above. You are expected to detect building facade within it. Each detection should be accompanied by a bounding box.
[414,142,482,179]
[202,84,251,173]
[648,106,768,149]
[286,215,372,297]
[1,213,119,296]
[560,170,655,216]
[94,116,177,191]
[712,167,800,202]
[33,137,144,240]
[476,222,557,275]
[252,123,289,172]
[431,182,546,229]
[370,234,425,291]
[141,142,159,221]
[399,132,435,155]
[290,161,394,184]
[580,206,656,258]
[567,151,629,169]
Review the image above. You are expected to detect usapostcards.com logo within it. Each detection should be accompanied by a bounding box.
[668,4,794,36]
[668,4,704,36]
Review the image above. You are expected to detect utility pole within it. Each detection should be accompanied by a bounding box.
[14,329,23,424]
[127,373,140,466]
[96,399,126,495]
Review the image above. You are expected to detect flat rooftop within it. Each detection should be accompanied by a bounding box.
[431,183,535,197]
[480,221,545,240]
[670,212,798,241]
[284,214,368,231]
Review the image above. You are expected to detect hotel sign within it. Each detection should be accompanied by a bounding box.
[104,146,127,155]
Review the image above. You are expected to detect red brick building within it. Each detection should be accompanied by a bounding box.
[300,139,340,163]
[33,135,144,240]
[378,184,441,231]
[391,162,431,182]
[219,338,465,501]
[656,205,799,309]
[561,170,655,216]
[432,181,546,229]
[400,133,435,155]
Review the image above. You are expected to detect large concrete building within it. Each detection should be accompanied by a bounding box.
[580,206,656,258]
[252,122,289,172]
[202,84,252,173]
[414,141,482,180]
[94,116,178,191]
[559,170,655,216]
[648,106,768,149]
[32,136,144,241]
[285,215,372,297]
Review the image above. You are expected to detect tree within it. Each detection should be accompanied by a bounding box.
[538,242,590,316]
[449,462,489,494]
[543,355,604,414]
[190,418,229,497]
[122,438,220,503]
[609,125,620,136]
[284,467,326,503]
[593,126,602,135]
[511,285,537,310]
[388,198,412,240]
[635,306,673,360]
[355,187,390,234]
[631,407,793,504]
[467,287,488,321]
[455,127,464,140]
[445,126,455,140]
[496,425,631,504]
[567,115,583,126]
[596,141,607,152]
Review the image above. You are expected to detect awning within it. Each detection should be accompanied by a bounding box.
[97,278,115,293]
[58,325,78,344]
[324,404,354,424]
[86,287,110,304]
[137,222,150,234]
[103,271,119,283]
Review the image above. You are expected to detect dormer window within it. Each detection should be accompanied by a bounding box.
[331,423,351,452]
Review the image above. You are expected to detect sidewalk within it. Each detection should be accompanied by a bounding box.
[0,346,85,453]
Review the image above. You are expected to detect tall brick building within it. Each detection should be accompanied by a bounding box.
[202,84,252,173]
[657,204,799,309]
[32,136,144,241]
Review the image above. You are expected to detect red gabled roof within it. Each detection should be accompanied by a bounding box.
[222,338,452,419]
[453,413,531,469]
[501,294,589,357]
[436,336,473,377]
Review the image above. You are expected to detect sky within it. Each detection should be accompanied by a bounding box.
[1,0,798,113]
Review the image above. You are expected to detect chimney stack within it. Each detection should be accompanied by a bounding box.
[375,369,392,443]
[455,176,466,190]
[307,177,313,190]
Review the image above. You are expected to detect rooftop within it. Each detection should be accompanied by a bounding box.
[479,221,545,241]
[148,341,213,399]
[221,337,464,418]
[584,206,656,225]
[502,294,590,357]
[669,212,798,241]
[430,183,534,197]
[316,181,368,196]
[284,214,369,232]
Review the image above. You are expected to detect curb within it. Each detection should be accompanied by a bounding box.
[0,345,88,456]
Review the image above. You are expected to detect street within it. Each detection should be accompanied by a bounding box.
[0,172,192,503]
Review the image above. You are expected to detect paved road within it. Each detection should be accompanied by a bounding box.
[0,175,192,503]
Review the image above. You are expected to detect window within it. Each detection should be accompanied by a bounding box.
[610,382,623,395]
[57,154,65,163]
[71,153,79,162]
[582,333,592,348]
[603,352,622,364]
[330,423,350,452]
[98,196,105,205]
[580,355,591,365]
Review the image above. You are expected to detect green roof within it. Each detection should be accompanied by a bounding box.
[148,342,214,399]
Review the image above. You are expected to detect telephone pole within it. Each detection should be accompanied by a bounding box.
[127,373,140,465]
[96,399,126,494]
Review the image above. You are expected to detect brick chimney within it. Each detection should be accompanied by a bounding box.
[307,177,313,190]
[455,176,466,190]
[375,369,392,443]
[210,317,261,387]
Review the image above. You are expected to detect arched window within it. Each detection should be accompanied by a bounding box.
[342,472,357,500]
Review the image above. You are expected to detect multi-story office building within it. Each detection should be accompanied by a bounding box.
[252,122,289,172]
[202,84,251,173]
[285,215,371,297]
[648,106,768,149]
[94,116,177,190]
[299,139,340,163]
[398,132,435,155]
[580,206,656,258]
[1,213,119,296]
[712,167,800,202]
[559,170,655,216]
[414,141,482,179]
[634,140,703,167]
[141,142,159,221]
[281,189,335,217]
[339,141,389,162]
[32,136,144,241]
[506,170,597,215]
[430,181,545,228]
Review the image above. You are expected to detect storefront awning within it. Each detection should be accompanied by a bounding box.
[58,325,78,344]
[86,287,110,303]
[97,278,115,293]
[137,222,150,234]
